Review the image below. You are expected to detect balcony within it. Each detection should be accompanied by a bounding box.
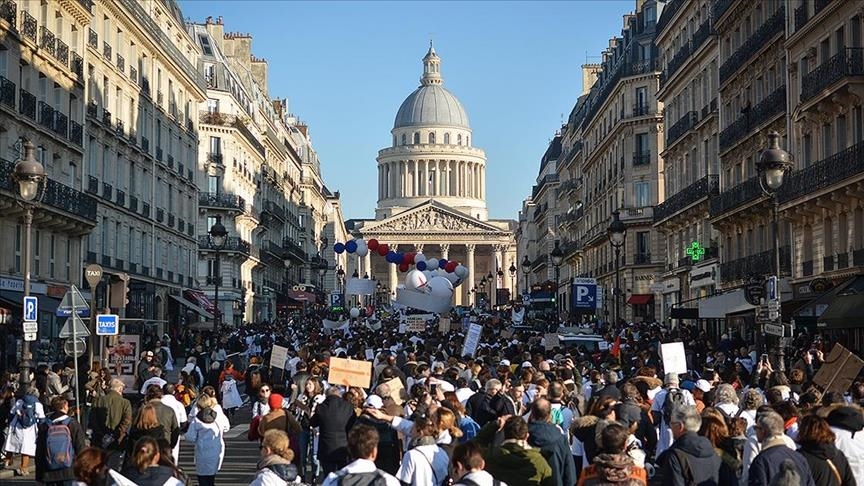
[114,119,124,137]
[71,52,83,78]
[198,191,245,212]
[39,26,55,57]
[662,41,691,87]
[667,111,698,147]
[632,103,651,117]
[102,41,111,61]
[129,195,138,212]
[795,0,833,32]
[282,237,307,262]
[155,147,163,162]
[116,54,125,73]
[654,174,719,223]
[178,219,185,233]
[838,252,849,269]
[198,110,266,156]
[719,7,785,84]
[0,0,15,26]
[0,158,97,223]
[141,136,149,152]
[198,235,251,255]
[720,246,792,283]
[824,255,835,272]
[779,139,864,203]
[19,88,35,119]
[53,111,67,138]
[130,66,138,84]
[0,76,15,109]
[262,200,287,223]
[719,85,786,153]
[167,154,174,169]
[633,151,651,166]
[155,208,164,223]
[21,10,35,42]
[102,182,112,200]
[709,175,764,218]
[86,176,98,194]
[37,101,55,131]
[701,98,718,119]
[263,241,285,262]
[86,101,97,118]
[801,48,864,103]
[55,39,68,66]
[156,91,163,106]
[141,77,150,96]
[87,28,97,49]
[101,109,111,125]
[101,255,111,267]
[656,0,684,34]
[115,189,125,207]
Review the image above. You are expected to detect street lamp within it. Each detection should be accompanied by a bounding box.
[550,241,564,312]
[757,131,792,371]
[208,216,228,333]
[337,266,346,291]
[12,140,45,389]
[508,263,517,301]
[607,211,626,326]
[521,255,531,294]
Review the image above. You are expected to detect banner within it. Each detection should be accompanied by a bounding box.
[323,319,349,331]
[511,307,525,324]
[328,357,373,389]
[106,334,139,390]
[461,323,483,357]
[345,278,376,296]
[270,345,289,369]
[407,316,426,333]
[660,342,687,375]
[438,318,450,333]
[366,320,382,332]
[544,333,560,350]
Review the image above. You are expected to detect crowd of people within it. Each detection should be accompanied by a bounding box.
[0,307,863,486]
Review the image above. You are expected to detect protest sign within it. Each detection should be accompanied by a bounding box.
[660,342,687,375]
[461,323,483,357]
[270,345,289,369]
[365,348,375,361]
[345,278,376,295]
[438,318,450,333]
[407,316,426,333]
[544,333,560,350]
[382,377,405,405]
[328,357,372,389]
[811,344,864,396]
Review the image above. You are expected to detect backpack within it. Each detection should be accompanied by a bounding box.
[551,406,564,428]
[662,388,686,424]
[337,470,389,486]
[45,417,75,470]
[248,415,262,441]
[18,394,39,427]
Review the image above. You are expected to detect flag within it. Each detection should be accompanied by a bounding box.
[610,335,622,358]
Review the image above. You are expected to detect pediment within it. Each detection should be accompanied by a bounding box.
[363,201,505,235]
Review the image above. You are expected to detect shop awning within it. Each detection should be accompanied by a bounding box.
[670,307,699,319]
[698,288,755,318]
[0,307,11,324]
[0,291,61,315]
[183,290,216,313]
[169,294,214,319]
[627,294,654,305]
[817,276,864,330]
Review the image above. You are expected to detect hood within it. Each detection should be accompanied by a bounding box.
[673,432,717,459]
[593,453,637,483]
[196,407,218,424]
[573,414,600,429]
[800,442,839,460]
[527,421,562,445]
[257,455,298,482]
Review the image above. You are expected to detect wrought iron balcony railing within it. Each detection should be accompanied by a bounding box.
[633,151,651,166]
[719,7,785,84]
[719,85,786,152]
[69,120,83,146]
[116,54,125,73]
[198,191,246,211]
[198,236,251,255]
[21,10,35,42]
[86,176,98,194]
[794,0,833,32]
[0,0,16,26]
[801,48,864,103]
[709,175,764,217]
[18,88,35,119]
[55,38,68,66]
[667,111,698,147]
[53,110,67,138]
[71,51,83,78]
[39,26,55,57]
[780,139,864,203]
[654,174,719,223]
[0,75,14,109]
[0,157,97,222]
[37,101,55,131]
[102,41,111,61]
[87,28,97,49]
[721,246,791,283]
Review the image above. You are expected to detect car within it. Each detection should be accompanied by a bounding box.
[558,328,606,352]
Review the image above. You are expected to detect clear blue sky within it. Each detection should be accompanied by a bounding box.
[180,0,632,220]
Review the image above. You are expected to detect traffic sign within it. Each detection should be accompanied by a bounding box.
[330,293,345,308]
[572,278,600,310]
[84,264,103,288]
[59,312,91,338]
[96,314,119,336]
[23,296,38,321]
[22,321,38,333]
[24,332,36,342]
[764,323,784,337]
[63,338,87,358]
[56,285,90,317]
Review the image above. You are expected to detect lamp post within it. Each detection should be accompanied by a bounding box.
[209,216,228,333]
[12,141,45,389]
[757,131,792,371]
[607,211,626,326]
[521,255,531,295]
[336,266,345,292]
[550,241,564,313]
[509,263,516,300]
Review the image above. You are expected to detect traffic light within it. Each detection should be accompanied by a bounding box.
[109,273,130,312]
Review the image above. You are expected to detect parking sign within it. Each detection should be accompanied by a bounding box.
[23,296,38,322]
[572,278,599,310]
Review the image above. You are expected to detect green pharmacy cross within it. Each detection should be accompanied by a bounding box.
[686,241,705,262]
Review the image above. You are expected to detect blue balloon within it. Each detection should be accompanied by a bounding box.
[386,251,398,263]
[333,243,345,254]
[395,253,404,264]
[345,240,358,253]
[416,260,427,271]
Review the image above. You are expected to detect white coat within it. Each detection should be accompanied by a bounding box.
[832,426,864,486]
[2,398,45,456]
[220,376,243,409]
[185,413,228,476]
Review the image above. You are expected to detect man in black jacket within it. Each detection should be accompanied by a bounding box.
[310,386,357,476]
[656,405,721,486]
[36,397,87,484]
[465,378,508,427]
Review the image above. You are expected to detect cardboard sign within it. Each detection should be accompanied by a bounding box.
[407,316,426,333]
[598,341,610,351]
[270,345,289,369]
[461,323,483,357]
[438,318,450,333]
[328,357,373,389]
[382,377,405,405]
[544,333,560,350]
[661,342,688,375]
[811,344,864,396]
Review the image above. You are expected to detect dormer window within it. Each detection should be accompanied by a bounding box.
[428,132,436,144]
[413,132,420,144]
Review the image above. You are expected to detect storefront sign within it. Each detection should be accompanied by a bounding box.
[0,277,47,295]
[690,264,717,289]
[685,241,706,262]
[662,278,680,293]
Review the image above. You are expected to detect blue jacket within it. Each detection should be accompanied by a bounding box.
[527,421,576,486]
[657,431,721,486]
[748,438,816,486]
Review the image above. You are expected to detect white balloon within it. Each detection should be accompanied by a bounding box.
[349,307,360,318]
[455,265,469,279]
[443,271,460,285]
[427,276,454,300]
[422,270,435,282]
[404,269,428,291]
[355,239,369,257]
[414,252,426,263]
[426,258,439,270]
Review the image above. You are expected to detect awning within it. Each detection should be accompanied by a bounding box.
[817,276,864,330]
[0,291,61,315]
[670,307,699,319]
[169,294,214,319]
[183,290,216,313]
[627,294,654,305]
[698,288,755,318]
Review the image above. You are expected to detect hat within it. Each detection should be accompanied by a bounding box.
[664,372,680,385]
[695,379,712,392]
[827,407,864,433]
[363,395,384,409]
[145,351,154,357]
[499,359,511,367]
[268,393,284,410]
[521,361,533,368]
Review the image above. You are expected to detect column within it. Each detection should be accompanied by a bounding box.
[490,248,498,307]
[364,252,372,280]
[423,160,429,196]
[389,257,398,302]
[440,243,450,261]
[466,244,476,306]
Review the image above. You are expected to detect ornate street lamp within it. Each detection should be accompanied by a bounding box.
[521,255,531,294]
[508,263,517,300]
[209,216,228,333]
[757,131,792,371]
[550,241,564,312]
[607,211,626,326]
[12,140,45,389]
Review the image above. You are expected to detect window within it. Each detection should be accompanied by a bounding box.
[49,235,55,278]
[401,133,407,145]
[803,134,813,167]
[444,133,450,144]
[457,134,462,145]
[14,225,21,273]
[822,123,833,158]
[209,136,221,154]
[837,115,847,151]
[413,132,420,144]
[65,239,71,281]
[428,132,435,144]
[635,181,650,207]
[206,98,218,113]
[636,232,650,258]
[635,133,650,155]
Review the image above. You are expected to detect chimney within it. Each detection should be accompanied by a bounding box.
[206,19,224,52]
[295,124,308,138]
[581,64,601,96]
[251,56,268,97]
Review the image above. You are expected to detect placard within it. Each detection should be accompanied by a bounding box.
[811,344,864,396]
[660,342,687,375]
[106,334,140,391]
[346,278,376,295]
[323,319,349,331]
[461,323,483,357]
[438,318,450,333]
[407,316,426,333]
[544,333,560,350]
[328,357,373,389]
[598,341,609,351]
[501,329,513,340]
[365,348,375,360]
[270,345,289,369]
[382,377,405,405]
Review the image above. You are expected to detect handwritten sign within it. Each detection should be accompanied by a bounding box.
[365,348,375,361]
[461,323,483,357]
[382,377,405,405]
[407,316,426,333]
[811,344,864,396]
[661,342,687,375]
[270,345,289,369]
[328,357,373,389]
[438,318,451,333]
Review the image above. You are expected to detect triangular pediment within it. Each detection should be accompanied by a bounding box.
[362,200,506,235]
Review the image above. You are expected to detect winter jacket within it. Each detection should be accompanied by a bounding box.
[133,399,179,447]
[483,441,555,486]
[258,408,302,438]
[466,392,509,427]
[35,412,87,483]
[576,453,647,486]
[748,437,816,486]
[571,415,603,464]
[118,464,183,486]
[797,442,856,486]
[355,414,401,475]
[185,407,227,476]
[528,420,577,486]
[249,454,299,486]
[310,395,357,465]
[656,431,722,486]
[89,389,132,448]
[828,406,864,486]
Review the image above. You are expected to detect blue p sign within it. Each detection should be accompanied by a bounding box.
[23,296,38,322]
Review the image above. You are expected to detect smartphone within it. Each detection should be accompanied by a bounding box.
[430,384,438,394]
[761,354,769,362]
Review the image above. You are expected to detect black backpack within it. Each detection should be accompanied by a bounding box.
[337,470,389,486]
[662,388,686,424]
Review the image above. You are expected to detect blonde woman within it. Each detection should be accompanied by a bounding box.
[249,430,300,486]
[185,395,228,486]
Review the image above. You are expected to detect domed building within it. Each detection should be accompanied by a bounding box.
[347,44,517,307]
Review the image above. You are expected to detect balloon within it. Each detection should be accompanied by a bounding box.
[345,240,358,253]
[333,242,345,254]
[404,269,428,290]
[444,261,457,273]
[355,240,369,257]
[414,252,426,263]
[427,276,454,300]
[443,271,460,285]
[377,244,389,256]
[416,260,427,271]
[399,262,410,272]
[395,253,405,264]
[368,239,379,251]
[386,251,398,263]
[422,270,435,281]
[349,307,360,318]
[426,258,439,270]
[404,253,415,265]
[455,265,469,279]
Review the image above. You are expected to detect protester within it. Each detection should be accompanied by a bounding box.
[3,386,45,476]
[35,396,87,484]
[249,430,300,486]
[749,410,815,486]
[576,421,647,486]
[311,386,357,476]
[185,395,228,486]
[795,414,856,486]
[826,405,864,485]
[396,413,449,486]
[118,436,184,486]
[321,425,400,486]
[73,447,108,486]
[476,415,554,486]
[656,405,721,486]
[451,441,504,486]
[527,398,577,486]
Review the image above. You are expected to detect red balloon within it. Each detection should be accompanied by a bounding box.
[404,252,415,265]
[399,262,410,272]
[367,239,379,251]
[445,261,457,273]
[377,243,389,256]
